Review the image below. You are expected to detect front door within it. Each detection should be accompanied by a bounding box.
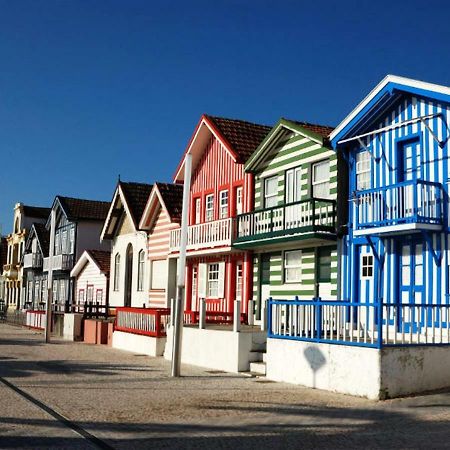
[124,244,133,307]
[316,247,332,299]
[397,138,420,219]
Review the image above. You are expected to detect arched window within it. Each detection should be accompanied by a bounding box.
[114,253,120,291]
[137,250,145,291]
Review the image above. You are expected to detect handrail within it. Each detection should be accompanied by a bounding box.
[353,179,442,196]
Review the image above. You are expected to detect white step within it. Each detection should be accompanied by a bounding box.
[249,361,266,376]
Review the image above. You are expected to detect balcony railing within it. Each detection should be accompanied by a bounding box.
[115,307,171,337]
[3,264,18,279]
[169,217,233,252]
[23,253,43,269]
[43,254,74,272]
[354,179,444,231]
[234,198,336,244]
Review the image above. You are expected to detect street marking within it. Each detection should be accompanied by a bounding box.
[0,376,114,450]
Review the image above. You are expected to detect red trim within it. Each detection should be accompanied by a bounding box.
[114,307,170,338]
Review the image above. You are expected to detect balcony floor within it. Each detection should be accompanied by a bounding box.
[354,222,442,237]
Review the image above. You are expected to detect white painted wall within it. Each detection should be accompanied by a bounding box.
[164,326,267,372]
[266,338,381,399]
[109,231,149,308]
[63,313,83,341]
[112,330,166,357]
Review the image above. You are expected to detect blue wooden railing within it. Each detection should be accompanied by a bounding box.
[268,298,450,347]
[353,179,443,229]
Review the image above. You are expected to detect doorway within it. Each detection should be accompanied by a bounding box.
[124,244,133,307]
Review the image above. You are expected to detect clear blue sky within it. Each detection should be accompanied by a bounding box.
[1,0,449,233]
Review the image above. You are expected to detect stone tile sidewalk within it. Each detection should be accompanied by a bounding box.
[1,323,450,449]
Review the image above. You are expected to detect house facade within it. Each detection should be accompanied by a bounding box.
[22,223,50,310]
[2,204,50,310]
[139,182,183,308]
[101,181,153,308]
[170,115,271,318]
[233,118,338,320]
[44,196,110,312]
[0,237,7,306]
[70,250,111,310]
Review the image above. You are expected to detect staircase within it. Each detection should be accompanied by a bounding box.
[241,335,267,377]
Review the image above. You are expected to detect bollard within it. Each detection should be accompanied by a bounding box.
[233,300,241,333]
[247,300,254,326]
[199,298,206,329]
[170,298,175,326]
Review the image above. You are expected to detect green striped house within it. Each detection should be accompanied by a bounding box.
[233,118,338,317]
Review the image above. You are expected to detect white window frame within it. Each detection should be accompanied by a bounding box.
[194,198,201,224]
[235,186,243,215]
[137,249,145,291]
[219,190,229,219]
[151,259,167,290]
[284,250,302,283]
[286,166,302,203]
[356,150,372,191]
[312,160,331,199]
[264,176,278,208]
[205,194,214,222]
[192,265,198,302]
[113,253,120,291]
[86,285,94,303]
[236,263,243,300]
[207,263,220,298]
[96,289,103,304]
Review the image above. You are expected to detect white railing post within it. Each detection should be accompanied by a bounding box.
[247,299,254,326]
[233,300,241,333]
[260,298,268,331]
[199,298,206,329]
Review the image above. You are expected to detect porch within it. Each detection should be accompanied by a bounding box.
[233,198,336,248]
[266,298,450,398]
[353,179,444,236]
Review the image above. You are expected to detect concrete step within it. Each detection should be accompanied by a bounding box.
[263,352,267,363]
[249,361,266,376]
[248,351,264,362]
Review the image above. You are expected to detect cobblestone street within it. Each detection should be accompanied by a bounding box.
[1,323,450,449]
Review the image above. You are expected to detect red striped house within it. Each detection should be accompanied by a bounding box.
[139,183,183,308]
[171,115,271,317]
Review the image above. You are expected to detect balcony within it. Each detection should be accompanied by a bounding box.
[43,254,74,272]
[23,253,43,269]
[353,179,444,236]
[3,264,18,279]
[169,218,233,253]
[233,198,336,247]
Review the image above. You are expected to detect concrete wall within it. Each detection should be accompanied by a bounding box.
[112,330,166,357]
[165,326,266,373]
[380,346,450,398]
[266,338,381,399]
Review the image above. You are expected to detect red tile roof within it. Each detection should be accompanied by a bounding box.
[284,118,335,138]
[87,250,111,274]
[119,181,153,227]
[58,197,111,221]
[206,115,272,162]
[22,205,51,220]
[156,183,183,222]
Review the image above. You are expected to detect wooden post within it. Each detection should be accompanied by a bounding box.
[233,300,241,333]
[199,298,206,329]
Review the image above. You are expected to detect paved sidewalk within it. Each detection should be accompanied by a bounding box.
[1,323,450,449]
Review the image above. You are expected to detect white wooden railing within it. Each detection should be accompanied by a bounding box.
[23,253,43,269]
[169,218,233,252]
[43,254,74,271]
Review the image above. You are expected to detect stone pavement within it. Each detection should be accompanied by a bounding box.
[0,323,450,449]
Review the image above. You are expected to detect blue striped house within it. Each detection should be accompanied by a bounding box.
[331,75,450,340]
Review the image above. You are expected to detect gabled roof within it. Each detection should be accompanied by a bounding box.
[101,181,153,240]
[70,249,111,278]
[174,114,272,182]
[22,205,51,220]
[245,118,334,172]
[330,75,450,147]
[57,197,110,221]
[139,182,184,230]
[31,223,50,257]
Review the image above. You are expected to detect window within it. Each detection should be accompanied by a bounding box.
[151,259,167,290]
[284,250,302,283]
[69,227,75,254]
[205,194,214,222]
[235,187,243,215]
[96,289,103,304]
[236,263,243,300]
[356,151,371,191]
[312,160,330,198]
[219,190,229,219]
[264,176,278,207]
[61,230,67,254]
[87,285,94,303]
[34,281,40,302]
[59,279,67,302]
[54,232,60,255]
[41,279,47,303]
[53,280,59,302]
[114,253,120,291]
[78,289,85,304]
[137,250,145,291]
[207,263,220,297]
[318,248,332,283]
[286,166,302,203]
[195,198,201,224]
[192,266,198,301]
[361,254,374,278]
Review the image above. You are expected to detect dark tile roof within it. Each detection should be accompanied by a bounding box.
[284,118,335,138]
[0,238,7,268]
[58,197,110,221]
[33,223,50,257]
[22,205,51,220]
[206,115,272,162]
[156,183,183,222]
[119,182,153,227]
[87,250,111,274]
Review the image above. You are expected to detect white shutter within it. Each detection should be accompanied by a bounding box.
[218,262,225,298]
[198,263,207,298]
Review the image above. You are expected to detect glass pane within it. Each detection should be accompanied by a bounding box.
[265,177,277,196]
[285,251,301,266]
[313,161,329,183]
